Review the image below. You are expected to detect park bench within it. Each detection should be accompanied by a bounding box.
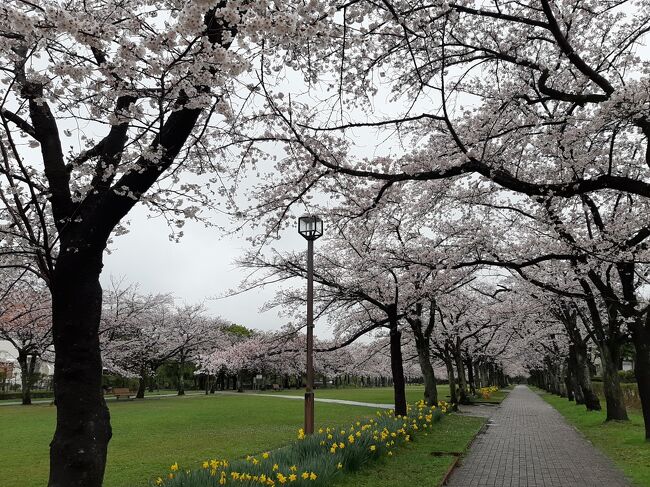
[272,384,282,391]
[113,387,134,400]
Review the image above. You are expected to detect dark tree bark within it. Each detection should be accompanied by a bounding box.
[567,346,582,404]
[578,283,627,420]
[388,312,407,416]
[466,358,476,396]
[573,343,601,410]
[17,352,38,405]
[444,352,458,409]
[600,341,628,421]
[564,359,575,401]
[630,321,650,440]
[407,301,438,406]
[557,303,600,410]
[48,247,111,487]
[136,367,147,399]
[177,354,185,396]
[453,344,470,405]
[617,264,650,439]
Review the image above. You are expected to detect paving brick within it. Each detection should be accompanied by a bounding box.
[446,385,630,487]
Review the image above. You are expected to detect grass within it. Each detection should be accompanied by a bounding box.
[1,393,375,487]
[2,385,497,487]
[538,390,650,487]
[332,414,485,487]
[156,400,478,487]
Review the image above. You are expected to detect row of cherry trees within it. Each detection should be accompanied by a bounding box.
[1,1,649,485]
[225,0,650,440]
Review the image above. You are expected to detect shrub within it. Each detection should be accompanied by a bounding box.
[591,382,641,410]
[0,391,54,401]
[150,400,450,487]
[618,370,636,383]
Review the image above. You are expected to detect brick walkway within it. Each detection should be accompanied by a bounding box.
[447,385,630,487]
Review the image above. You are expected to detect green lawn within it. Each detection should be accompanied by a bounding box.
[539,391,650,486]
[1,389,487,487]
[1,393,376,487]
[333,414,486,487]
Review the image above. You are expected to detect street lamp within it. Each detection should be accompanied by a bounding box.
[298,215,323,435]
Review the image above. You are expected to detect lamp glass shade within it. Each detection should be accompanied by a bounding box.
[298,216,324,240]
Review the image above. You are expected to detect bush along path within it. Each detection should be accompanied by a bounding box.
[150,400,450,486]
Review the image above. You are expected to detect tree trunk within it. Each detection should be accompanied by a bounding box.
[412,327,438,406]
[177,355,185,396]
[454,346,470,405]
[137,368,147,399]
[574,343,601,410]
[445,356,458,409]
[600,341,628,421]
[48,249,111,487]
[17,352,34,405]
[630,322,650,440]
[558,362,567,398]
[564,359,575,401]
[387,312,407,416]
[389,322,407,416]
[466,359,476,396]
[566,347,580,402]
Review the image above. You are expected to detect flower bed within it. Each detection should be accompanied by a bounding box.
[478,386,499,400]
[150,400,450,486]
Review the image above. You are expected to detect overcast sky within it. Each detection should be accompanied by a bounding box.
[101,203,307,331]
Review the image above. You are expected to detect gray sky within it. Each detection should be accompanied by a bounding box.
[101,204,307,331]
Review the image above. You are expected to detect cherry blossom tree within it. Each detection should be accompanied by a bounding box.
[0,279,52,404]
[228,0,650,436]
[0,1,350,482]
[100,283,229,397]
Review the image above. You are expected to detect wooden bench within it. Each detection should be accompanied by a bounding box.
[113,387,133,400]
[272,384,282,391]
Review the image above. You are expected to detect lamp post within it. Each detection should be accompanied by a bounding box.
[298,215,323,435]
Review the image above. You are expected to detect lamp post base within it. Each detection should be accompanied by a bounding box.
[304,392,315,434]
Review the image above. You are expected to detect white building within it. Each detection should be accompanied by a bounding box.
[0,340,54,387]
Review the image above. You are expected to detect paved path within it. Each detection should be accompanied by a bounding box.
[215,391,393,409]
[447,385,630,487]
[1,390,393,409]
